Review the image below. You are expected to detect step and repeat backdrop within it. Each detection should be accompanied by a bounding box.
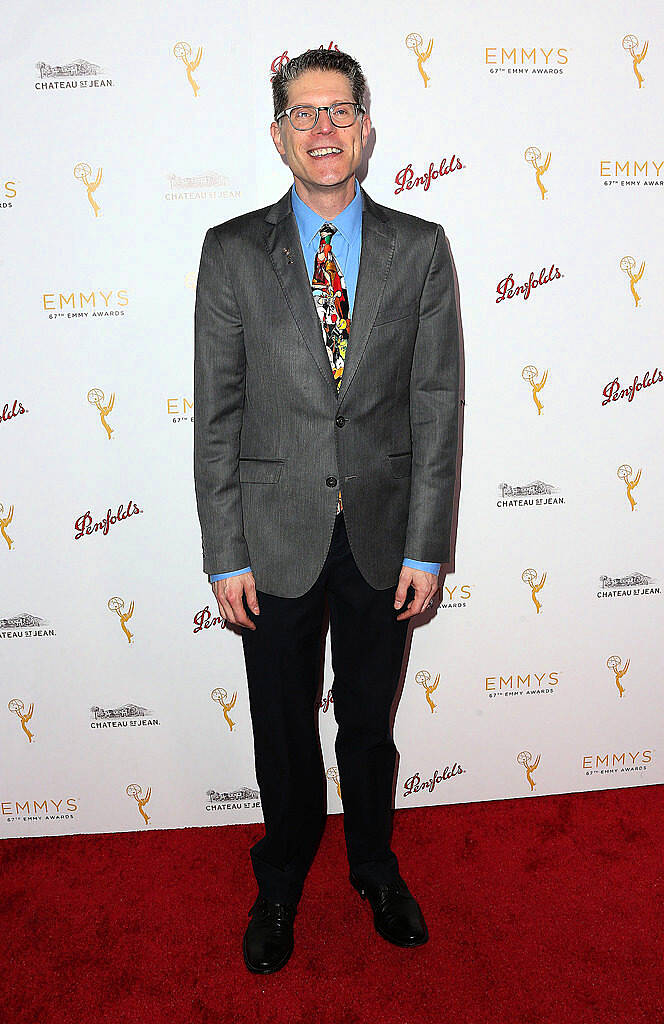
[1,1,662,838]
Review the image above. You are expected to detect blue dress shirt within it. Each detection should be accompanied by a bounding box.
[209,181,440,582]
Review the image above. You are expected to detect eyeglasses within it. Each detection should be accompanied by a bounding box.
[275,102,366,131]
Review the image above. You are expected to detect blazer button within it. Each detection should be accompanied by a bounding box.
[335,415,346,427]
[326,476,338,487]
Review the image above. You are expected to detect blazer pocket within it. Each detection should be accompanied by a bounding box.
[239,457,284,483]
[387,452,412,478]
[373,305,419,327]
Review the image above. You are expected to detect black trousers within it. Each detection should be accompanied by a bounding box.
[240,511,412,904]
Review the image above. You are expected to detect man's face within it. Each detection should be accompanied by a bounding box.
[270,70,371,193]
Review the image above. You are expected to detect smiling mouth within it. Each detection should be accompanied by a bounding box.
[308,147,343,158]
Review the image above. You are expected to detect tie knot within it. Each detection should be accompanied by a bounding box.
[319,222,337,240]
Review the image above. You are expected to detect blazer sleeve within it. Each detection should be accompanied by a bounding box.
[404,224,460,565]
[193,227,250,575]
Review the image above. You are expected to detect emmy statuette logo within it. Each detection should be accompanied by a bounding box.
[8,698,35,742]
[522,365,548,415]
[606,655,629,698]
[619,255,645,307]
[173,41,203,96]
[522,568,546,614]
[211,687,237,732]
[74,162,102,217]
[517,750,540,790]
[405,33,433,87]
[326,766,341,798]
[108,596,134,643]
[0,501,14,549]
[126,784,151,825]
[622,34,648,88]
[617,464,641,511]
[88,388,115,439]
[524,146,551,199]
[415,669,439,714]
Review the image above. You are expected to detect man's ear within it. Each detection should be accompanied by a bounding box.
[270,121,286,156]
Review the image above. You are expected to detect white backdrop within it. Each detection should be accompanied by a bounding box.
[1,0,662,838]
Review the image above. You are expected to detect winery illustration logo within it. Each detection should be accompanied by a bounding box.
[583,749,653,776]
[517,750,541,791]
[620,256,645,307]
[405,33,434,88]
[90,704,160,729]
[126,784,151,825]
[173,42,203,96]
[402,762,464,798]
[622,34,648,88]
[34,57,114,90]
[164,171,240,202]
[498,480,564,508]
[8,698,35,743]
[0,612,56,640]
[87,388,115,439]
[524,146,551,199]
[522,568,546,614]
[596,571,659,600]
[486,672,559,699]
[74,162,102,217]
[522,365,548,414]
[617,463,641,511]
[485,47,568,73]
[326,766,341,798]
[1,501,14,550]
[108,596,135,644]
[2,797,78,824]
[211,687,237,732]
[193,604,226,633]
[606,656,629,698]
[206,787,260,813]
[415,669,439,714]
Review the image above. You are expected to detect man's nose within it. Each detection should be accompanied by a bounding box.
[314,108,336,132]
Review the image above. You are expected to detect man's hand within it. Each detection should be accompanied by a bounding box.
[394,565,439,621]
[212,572,260,630]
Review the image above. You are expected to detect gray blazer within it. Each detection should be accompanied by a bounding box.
[194,185,460,599]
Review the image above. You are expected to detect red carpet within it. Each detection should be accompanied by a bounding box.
[1,784,662,1024]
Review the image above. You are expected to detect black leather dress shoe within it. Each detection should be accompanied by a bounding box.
[350,872,429,947]
[242,896,297,974]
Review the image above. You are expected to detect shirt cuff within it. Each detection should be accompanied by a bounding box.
[402,557,441,575]
[209,566,251,582]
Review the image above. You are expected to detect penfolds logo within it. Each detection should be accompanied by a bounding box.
[74,500,142,540]
[318,687,334,713]
[193,605,226,633]
[270,42,340,80]
[602,368,662,406]
[394,154,463,195]
[1,399,27,424]
[403,763,463,797]
[496,264,562,303]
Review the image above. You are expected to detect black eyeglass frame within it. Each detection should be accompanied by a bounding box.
[275,102,366,130]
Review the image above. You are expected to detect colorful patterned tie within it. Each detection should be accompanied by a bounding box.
[311,223,351,513]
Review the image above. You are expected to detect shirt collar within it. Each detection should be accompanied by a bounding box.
[291,178,362,247]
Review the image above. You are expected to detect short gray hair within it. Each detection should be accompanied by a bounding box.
[272,49,367,119]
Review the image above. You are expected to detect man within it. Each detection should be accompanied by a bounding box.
[194,48,460,974]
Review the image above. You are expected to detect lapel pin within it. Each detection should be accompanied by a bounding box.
[282,247,294,265]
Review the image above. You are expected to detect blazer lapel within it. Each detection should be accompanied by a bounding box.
[336,188,396,406]
[263,190,337,393]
